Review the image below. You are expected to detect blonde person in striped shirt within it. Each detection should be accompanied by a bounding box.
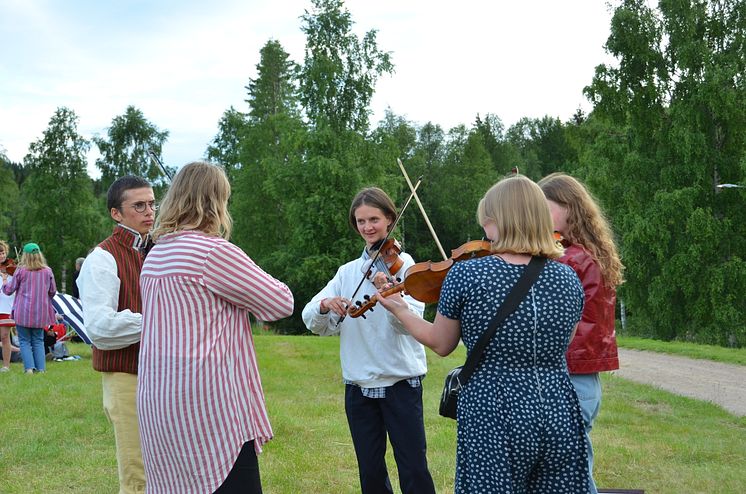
[1,242,57,374]
[138,161,294,494]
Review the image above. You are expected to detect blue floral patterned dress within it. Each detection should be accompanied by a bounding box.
[438,256,589,493]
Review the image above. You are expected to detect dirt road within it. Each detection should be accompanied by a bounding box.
[615,348,746,416]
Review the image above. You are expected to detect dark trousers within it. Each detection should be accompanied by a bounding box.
[345,380,436,494]
[213,441,262,494]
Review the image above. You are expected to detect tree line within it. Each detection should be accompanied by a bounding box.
[1,0,744,346]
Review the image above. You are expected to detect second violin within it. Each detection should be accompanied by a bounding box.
[348,240,492,318]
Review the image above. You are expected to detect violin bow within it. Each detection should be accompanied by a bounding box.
[148,150,173,182]
[336,177,423,326]
[397,158,448,261]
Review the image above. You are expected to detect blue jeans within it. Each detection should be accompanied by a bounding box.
[570,373,602,494]
[16,325,46,372]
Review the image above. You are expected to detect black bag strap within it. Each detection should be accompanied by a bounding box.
[458,256,547,386]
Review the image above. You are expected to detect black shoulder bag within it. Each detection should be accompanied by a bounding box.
[439,256,547,419]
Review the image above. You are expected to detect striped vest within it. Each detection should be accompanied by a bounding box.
[91,225,145,374]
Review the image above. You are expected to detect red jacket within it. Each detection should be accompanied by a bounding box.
[559,243,619,374]
[48,323,67,340]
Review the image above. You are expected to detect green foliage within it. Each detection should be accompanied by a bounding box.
[211,4,589,337]
[247,39,301,122]
[0,154,20,243]
[224,14,400,333]
[419,126,496,253]
[19,107,107,290]
[473,113,521,176]
[370,111,430,258]
[206,106,249,183]
[583,0,746,346]
[268,128,386,331]
[506,116,579,180]
[93,105,170,191]
[209,40,300,183]
[299,0,393,133]
[11,0,746,347]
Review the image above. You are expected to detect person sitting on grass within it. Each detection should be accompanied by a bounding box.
[45,314,70,360]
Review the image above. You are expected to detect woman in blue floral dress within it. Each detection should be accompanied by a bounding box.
[378,175,589,493]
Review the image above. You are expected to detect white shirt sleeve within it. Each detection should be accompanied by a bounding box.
[302,267,344,336]
[0,275,14,313]
[77,247,142,350]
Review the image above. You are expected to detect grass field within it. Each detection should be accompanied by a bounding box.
[617,335,746,366]
[1,335,744,493]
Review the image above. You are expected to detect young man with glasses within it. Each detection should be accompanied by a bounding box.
[77,176,155,494]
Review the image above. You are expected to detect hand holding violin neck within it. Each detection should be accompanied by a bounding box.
[348,283,406,319]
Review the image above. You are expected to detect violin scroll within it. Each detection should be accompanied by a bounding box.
[449,239,492,261]
[347,283,407,319]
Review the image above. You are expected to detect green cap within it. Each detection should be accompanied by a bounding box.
[23,242,40,254]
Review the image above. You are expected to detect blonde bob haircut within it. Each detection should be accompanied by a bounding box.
[19,251,49,271]
[477,175,563,259]
[152,161,233,242]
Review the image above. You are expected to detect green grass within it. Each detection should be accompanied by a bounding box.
[618,335,746,366]
[1,336,744,493]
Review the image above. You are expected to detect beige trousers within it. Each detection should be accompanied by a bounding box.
[102,372,146,494]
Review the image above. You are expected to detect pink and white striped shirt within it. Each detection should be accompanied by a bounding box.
[138,231,294,494]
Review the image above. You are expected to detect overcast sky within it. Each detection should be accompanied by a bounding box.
[1,0,615,176]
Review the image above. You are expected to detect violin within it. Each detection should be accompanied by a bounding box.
[376,238,404,277]
[0,258,16,276]
[363,238,405,285]
[348,240,492,318]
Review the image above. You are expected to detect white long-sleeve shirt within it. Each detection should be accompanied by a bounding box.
[0,274,14,314]
[77,247,142,350]
[302,252,428,388]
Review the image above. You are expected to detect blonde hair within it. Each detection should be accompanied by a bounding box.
[539,173,624,287]
[477,175,563,259]
[19,251,48,271]
[0,240,8,254]
[152,161,233,242]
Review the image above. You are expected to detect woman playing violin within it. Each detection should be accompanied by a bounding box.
[302,187,436,494]
[378,176,590,493]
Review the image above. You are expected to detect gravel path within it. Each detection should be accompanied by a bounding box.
[615,348,746,416]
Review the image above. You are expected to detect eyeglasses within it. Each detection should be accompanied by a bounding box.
[123,201,158,213]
